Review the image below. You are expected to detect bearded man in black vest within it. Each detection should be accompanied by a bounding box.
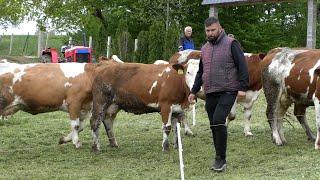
[188,16,249,172]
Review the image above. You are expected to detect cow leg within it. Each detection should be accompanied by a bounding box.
[226,100,237,125]
[69,118,81,148]
[294,104,315,141]
[90,86,113,152]
[243,106,253,137]
[171,114,178,149]
[180,111,193,136]
[160,104,172,151]
[265,96,281,145]
[67,101,85,149]
[1,105,21,118]
[102,104,119,148]
[240,90,262,137]
[90,103,108,152]
[313,96,320,150]
[276,98,291,145]
[59,112,87,145]
[263,67,287,145]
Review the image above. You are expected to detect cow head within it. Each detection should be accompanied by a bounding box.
[184,59,200,90]
[168,50,201,91]
[169,50,201,64]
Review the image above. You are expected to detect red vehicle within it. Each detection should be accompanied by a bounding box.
[64,46,92,63]
[40,46,92,63]
[41,48,59,63]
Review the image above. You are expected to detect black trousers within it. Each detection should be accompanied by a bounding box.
[205,91,237,160]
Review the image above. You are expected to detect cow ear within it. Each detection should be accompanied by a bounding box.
[315,66,320,75]
[98,56,108,63]
[259,53,266,60]
[172,64,185,75]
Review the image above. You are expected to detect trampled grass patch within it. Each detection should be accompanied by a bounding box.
[0,94,320,179]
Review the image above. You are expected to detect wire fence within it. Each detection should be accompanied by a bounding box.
[0,32,66,57]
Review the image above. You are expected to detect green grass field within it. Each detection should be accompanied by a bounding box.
[0,35,65,56]
[0,95,320,179]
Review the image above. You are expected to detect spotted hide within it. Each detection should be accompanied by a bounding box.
[227,53,266,136]
[0,59,118,148]
[90,62,191,152]
[172,50,266,136]
[168,49,201,64]
[261,47,319,148]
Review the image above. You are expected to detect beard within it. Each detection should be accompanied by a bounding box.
[207,36,217,43]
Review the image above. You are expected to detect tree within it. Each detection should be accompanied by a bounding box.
[0,0,313,55]
[218,1,308,53]
[117,31,134,62]
[148,21,165,63]
[0,1,31,27]
[163,24,180,60]
[135,31,149,63]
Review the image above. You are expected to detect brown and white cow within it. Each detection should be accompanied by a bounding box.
[261,47,317,148]
[90,62,192,151]
[172,50,266,136]
[227,53,266,136]
[0,59,118,148]
[169,49,201,64]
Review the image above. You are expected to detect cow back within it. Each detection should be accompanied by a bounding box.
[92,63,190,114]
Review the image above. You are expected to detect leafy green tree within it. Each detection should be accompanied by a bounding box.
[112,19,129,57]
[1,0,315,55]
[0,1,29,27]
[112,19,135,61]
[148,21,165,63]
[117,31,134,62]
[219,1,308,53]
[163,24,180,60]
[135,31,149,63]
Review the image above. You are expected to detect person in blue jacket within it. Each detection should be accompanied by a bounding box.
[178,26,195,51]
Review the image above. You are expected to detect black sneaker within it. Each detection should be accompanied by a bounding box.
[210,158,227,172]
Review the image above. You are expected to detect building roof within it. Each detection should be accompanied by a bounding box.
[202,0,291,6]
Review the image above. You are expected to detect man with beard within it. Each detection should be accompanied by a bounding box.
[188,17,249,172]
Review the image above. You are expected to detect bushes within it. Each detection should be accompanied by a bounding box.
[135,31,149,63]
[148,21,165,63]
[112,20,180,63]
[112,19,134,62]
[163,23,180,60]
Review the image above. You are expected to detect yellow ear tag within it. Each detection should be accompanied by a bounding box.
[178,69,184,75]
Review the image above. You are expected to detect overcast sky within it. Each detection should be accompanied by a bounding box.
[0,20,37,35]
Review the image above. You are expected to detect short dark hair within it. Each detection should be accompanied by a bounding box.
[204,17,219,27]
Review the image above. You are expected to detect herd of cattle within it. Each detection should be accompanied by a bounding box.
[1,47,320,152]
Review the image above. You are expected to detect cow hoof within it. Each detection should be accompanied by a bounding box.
[92,143,101,152]
[185,130,194,136]
[308,136,316,142]
[227,115,235,121]
[282,140,287,145]
[75,142,82,149]
[275,140,284,146]
[245,132,254,137]
[59,137,66,144]
[315,143,320,150]
[173,144,178,149]
[273,137,284,146]
[109,144,119,148]
[162,141,170,152]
